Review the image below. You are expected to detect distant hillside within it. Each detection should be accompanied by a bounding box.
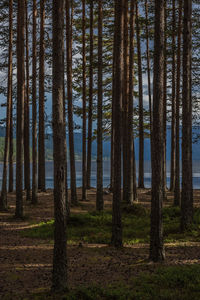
[0,126,199,161]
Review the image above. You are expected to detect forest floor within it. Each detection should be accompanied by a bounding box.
[1,188,200,299]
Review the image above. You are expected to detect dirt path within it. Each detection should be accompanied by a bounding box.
[0,189,200,299]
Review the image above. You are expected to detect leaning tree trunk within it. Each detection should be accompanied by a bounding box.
[82,0,87,201]
[32,0,38,205]
[86,0,94,190]
[66,0,77,205]
[0,0,13,211]
[170,0,176,192]
[96,0,103,211]
[136,1,144,189]
[24,0,31,201]
[174,0,182,206]
[15,0,25,219]
[52,0,67,292]
[149,0,165,262]
[181,0,193,231]
[111,0,124,248]
[38,0,46,192]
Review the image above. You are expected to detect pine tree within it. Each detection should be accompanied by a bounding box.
[15,0,25,219]
[111,0,124,248]
[150,0,165,262]
[181,0,193,231]
[52,0,67,291]
[0,0,13,211]
[32,0,38,205]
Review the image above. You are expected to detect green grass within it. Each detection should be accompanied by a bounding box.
[8,265,200,300]
[21,205,200,244]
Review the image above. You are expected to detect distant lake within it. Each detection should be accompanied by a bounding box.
[0,160,200,189]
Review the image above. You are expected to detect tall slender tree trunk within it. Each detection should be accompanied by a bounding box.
[87,0,94,190]
[122,0,129,203]
[96,0,103,211]
[52,0,67,292]
[170,0,176,192]
[136,1,144,189]
[110,39,116,193]
[111,0,124,248]
[8,98,13,193]
[66,0,77,205]
[163,1,167,197]
[150,0,165,262]
[16,0,25,219]
[0,0,13,211]
[63,52,69,218]
[127,0,137,204]
[32,0,38,205]
[174,0,182,206]
[24,0,31,201]
[38,0,46,192]
[145,0,152,148]
[82,0,87,201]
[181,0,193,231]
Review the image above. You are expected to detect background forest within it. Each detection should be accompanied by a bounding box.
[0,0,200,299]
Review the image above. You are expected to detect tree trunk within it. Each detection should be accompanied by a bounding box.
[0,0,13,211]
[66,0,77,205]
[127,0,137,204]
[32,0,38,205]
[96,0,103,211]
[181,0,193,231]
[170,0,176,192]
[145,0,152,151]
[86,0,94,190]
[111,0,124,248]
[163,1,167,197]
[136,1,144,189]
[52,0,67,292]
[82,0,87,201]
[174,0,182,206]
[38,0,46,192]
[24,0,31,201]
[149,0,165,262]
[15,0,25,219]
[122,0,129,203]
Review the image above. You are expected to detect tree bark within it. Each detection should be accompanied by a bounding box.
[174,0,182,206]
[38,0,46,192]
[86,0,94,190]
[24,0,31,201]
[111,0,124,248]
[127,0,137,204]
[82,0,87,201]
[145,0,152,151]
[66,0,77,205]
[52,0,67,292]
[136,1,144,189]
[181,0,193,231]
[96,0,103,211]
[15,0,25,218]
[32,0,38,205]
[170,0,176,192]
[149,0,165,262]
[122,0,129,203]
[163,1,167,197]
[0,0,13,211]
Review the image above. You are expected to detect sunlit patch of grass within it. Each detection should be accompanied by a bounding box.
[21,205,200,245]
